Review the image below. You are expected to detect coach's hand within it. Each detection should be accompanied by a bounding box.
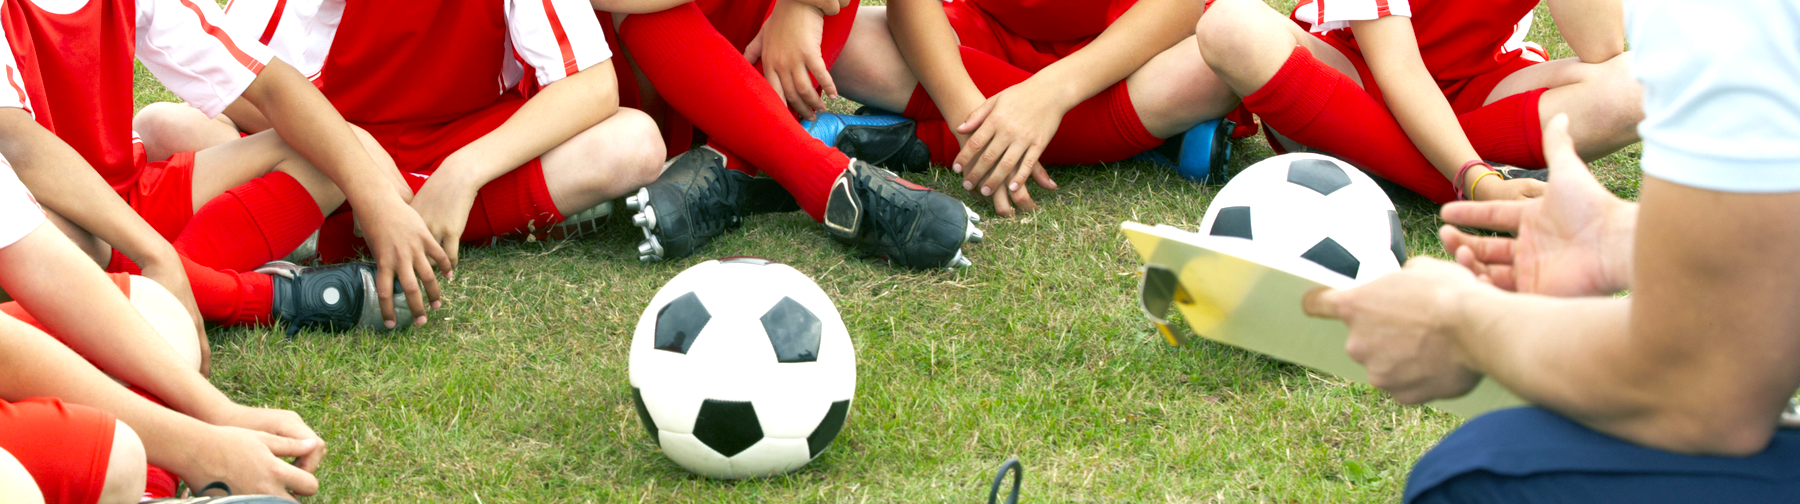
[1303,257,1485,405]
[953,81,1062,217]
[1439,114,1636,297]
[355,197,447,329]
[172,425,322,501]
[745,0,834,121]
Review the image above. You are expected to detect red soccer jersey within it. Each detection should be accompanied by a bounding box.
[0,0,271,194]
[947,0,1136,72]
[222,0,611,127]
[1293,0,1546,83]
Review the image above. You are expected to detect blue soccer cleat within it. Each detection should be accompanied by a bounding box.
[802,112,931,173]
[1135,117,1236,184]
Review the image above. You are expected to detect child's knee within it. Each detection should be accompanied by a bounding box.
[127,276,201,372]
[1194,0,1266,65]
[100,421,145,504]
[613,108,668,187]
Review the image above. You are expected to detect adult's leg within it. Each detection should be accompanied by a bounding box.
[1482,54,1644,161]
[1407,407,1800,504]
[1196,0,1455,202]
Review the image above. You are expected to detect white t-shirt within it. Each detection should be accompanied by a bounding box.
[1630,0,1800,193]
[0,154,44,250]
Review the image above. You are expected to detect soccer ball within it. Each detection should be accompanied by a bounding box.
[1198,153,1407,283]
[628,257,855,479]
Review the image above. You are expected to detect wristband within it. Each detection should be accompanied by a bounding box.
[1466,171,1502,200]
[1453,160,1492,201]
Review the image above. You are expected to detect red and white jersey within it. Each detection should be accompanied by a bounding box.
[220,0,610,126]
[0,0,273,192]
[1293,0,1547,82]
[0,153,44,250]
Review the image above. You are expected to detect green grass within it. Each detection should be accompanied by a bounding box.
[137,2,1641,501]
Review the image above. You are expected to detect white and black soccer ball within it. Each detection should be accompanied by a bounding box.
[1198,153,1407,283]
[628,257,855,479]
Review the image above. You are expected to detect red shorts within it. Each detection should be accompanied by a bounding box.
[0,273,133,334]
[122,149,198,243]
[1309,32,1542,115]
[0,398,116,504]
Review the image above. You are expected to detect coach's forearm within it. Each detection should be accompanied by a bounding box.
[0,224,233,419]
[889,0,986,124]
[1548,0,1625,63]
[436,62,618,190]
[0,109,180,268]
[240,59,401,211]
[1026,0,1199,109]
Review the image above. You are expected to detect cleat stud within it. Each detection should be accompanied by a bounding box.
[967,226,985,244]
[949,252,973,269]
[637,241,657,256]
[965,206,981,223]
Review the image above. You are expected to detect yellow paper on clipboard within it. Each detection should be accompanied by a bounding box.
[1121,221,1522,418]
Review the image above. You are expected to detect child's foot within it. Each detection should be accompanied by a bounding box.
[822,160,983,270]
[627,146,749,262]
[804,111,931,173]
[260,261,408,336]
[1135,117,1236,184]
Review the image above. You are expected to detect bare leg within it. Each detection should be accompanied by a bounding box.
[538,108,667,215]
[0,449,44,504]
[1126,35,1241,138]
[831,6,919,113]
[1196,0,1361,95]
[1485,53,1643,161]
[190,130,349,216]
[133,103,241,163]
[98,421,146,504]
[128,276,201,372]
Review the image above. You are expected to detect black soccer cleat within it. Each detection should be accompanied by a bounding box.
[627,146,750,263]
[1492,162,1549,182]
[260,261,410,336]
[803,112,931,173]
[822,159,983,270]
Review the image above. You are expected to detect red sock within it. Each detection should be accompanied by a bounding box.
[902,47,1161,166]
[1459,88,1547,168]
[175,172,323,272]
[106,251,273,326]
[462,160,565,242]
[619,3,845,221]
[1242,46,1455,203]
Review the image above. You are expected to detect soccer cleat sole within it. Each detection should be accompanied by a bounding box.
[627,187,666,262]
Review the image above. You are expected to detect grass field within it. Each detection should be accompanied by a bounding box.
[135,2,1642,501]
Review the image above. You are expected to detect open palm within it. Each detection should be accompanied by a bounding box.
[1438,115,1636,297]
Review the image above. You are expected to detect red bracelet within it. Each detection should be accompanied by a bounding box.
[1454,160,1491,201]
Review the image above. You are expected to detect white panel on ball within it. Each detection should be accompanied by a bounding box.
[629,257,857,480]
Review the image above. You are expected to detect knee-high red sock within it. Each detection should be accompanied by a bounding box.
[174,172,323,271]
[462,160,565,242]
[1242,47,1455,203]
[620,3,846,221]
[107,251,273,326]
[1459,88,1547,169]
[902,47,1162,166]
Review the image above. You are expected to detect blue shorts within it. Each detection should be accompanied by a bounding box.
[1406,407,1800,503]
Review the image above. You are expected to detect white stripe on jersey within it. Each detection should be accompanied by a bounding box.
[506,0,612,86]
[1301,0,1415,34]
[0,152,45,250]
[218,0,342,83]
[136,0,276,117]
